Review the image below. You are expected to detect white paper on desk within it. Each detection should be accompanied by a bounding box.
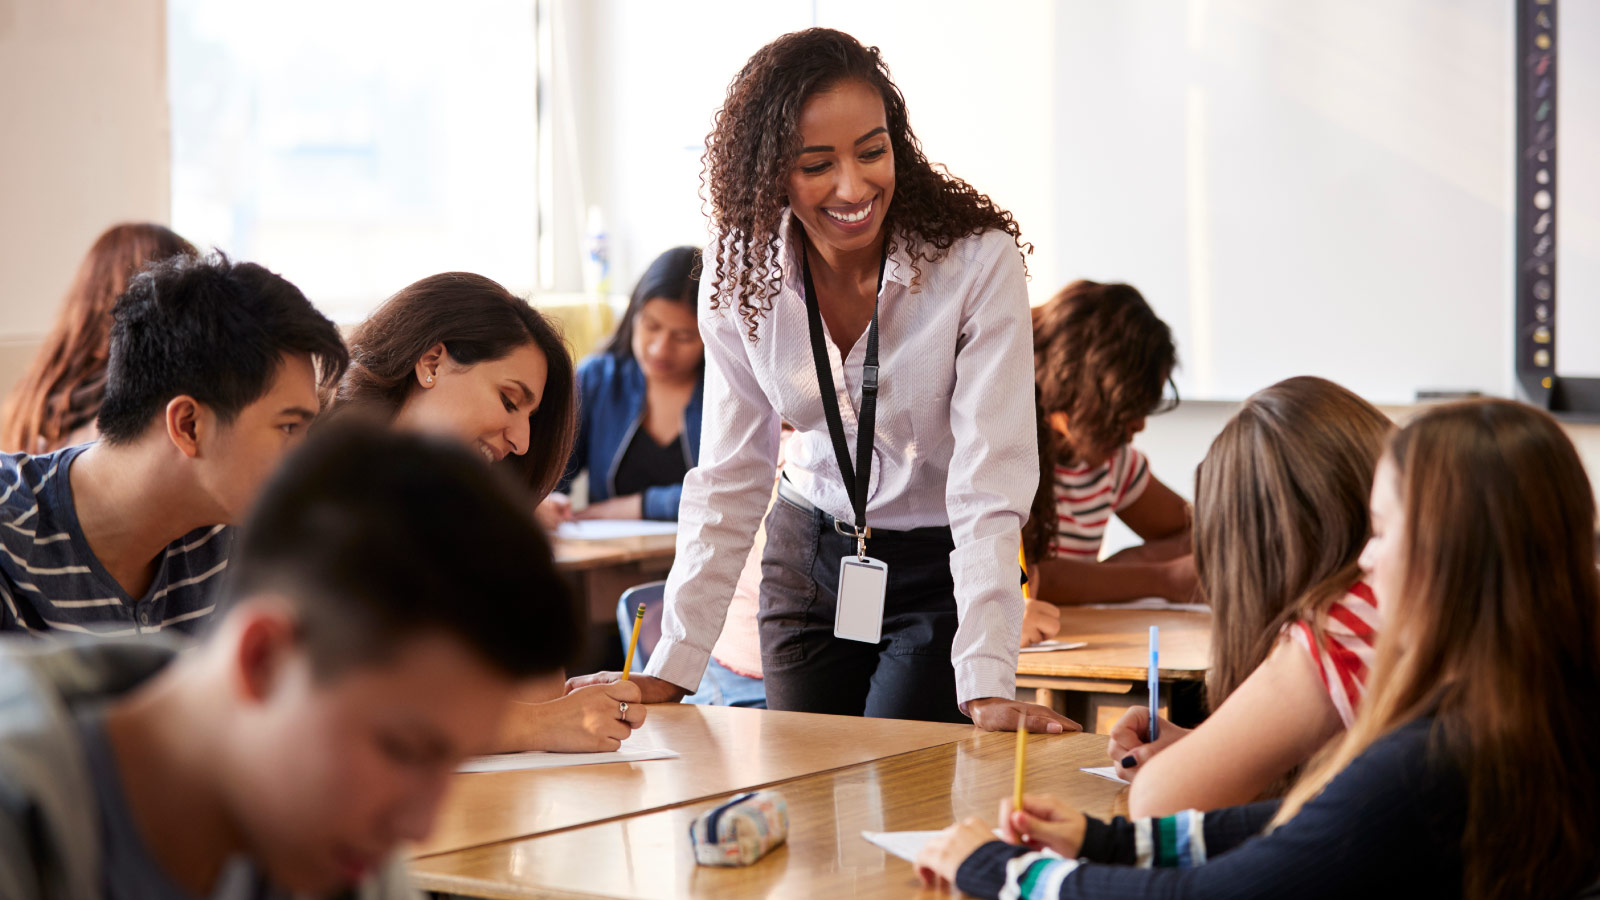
[1018,640,1089,654]
[458,745,679,773]
[1082,597,1209,613]
[556,519,680,540]
[1080,766,1130,784]
[861,829,1064,864]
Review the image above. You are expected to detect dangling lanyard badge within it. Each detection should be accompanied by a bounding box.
[802,236,889,644]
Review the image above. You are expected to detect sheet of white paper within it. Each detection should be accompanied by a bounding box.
[556,519,680,540]
[1018,640,1089,654]
[1080,766,1130,784]
[459,745,679,773]
[861,829,1065,864]
[1082,597,1209,613]
[861,830,942,863]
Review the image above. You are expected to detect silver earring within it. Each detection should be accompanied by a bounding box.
[425,375,434,384]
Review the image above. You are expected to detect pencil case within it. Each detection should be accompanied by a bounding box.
[689,790,789,867]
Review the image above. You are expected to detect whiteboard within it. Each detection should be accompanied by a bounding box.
[578,0,1599,404]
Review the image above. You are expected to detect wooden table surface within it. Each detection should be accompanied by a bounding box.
[411,728,1127,900]
[1017,606,1212,682]
[412,704,974,859]
[552,533,679,573]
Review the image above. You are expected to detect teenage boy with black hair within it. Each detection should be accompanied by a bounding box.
[0,253,349,635]
[0,422,585,899]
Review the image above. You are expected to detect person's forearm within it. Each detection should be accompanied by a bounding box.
[1035,557,1183,606]
[1104,533,1190,565]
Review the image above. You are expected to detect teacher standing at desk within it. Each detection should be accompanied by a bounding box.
[571,28,1075,733]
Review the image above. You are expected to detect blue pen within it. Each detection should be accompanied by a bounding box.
[1148,625,1160,743]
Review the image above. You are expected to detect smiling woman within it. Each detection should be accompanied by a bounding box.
[329,272,576,500]
[568,29,1070,733]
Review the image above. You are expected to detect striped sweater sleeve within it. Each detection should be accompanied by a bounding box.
[955,803,1277,898]
[952,721,1457,900]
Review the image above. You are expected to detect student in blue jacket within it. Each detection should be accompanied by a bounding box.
[541,246,704,524]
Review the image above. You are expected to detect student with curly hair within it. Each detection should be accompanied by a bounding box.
[1023,280,1193,611]
[572,29,1073,733]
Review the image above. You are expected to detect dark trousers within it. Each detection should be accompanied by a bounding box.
[756,491,966,723]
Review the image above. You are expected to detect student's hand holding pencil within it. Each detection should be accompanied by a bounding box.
[500,682,647,753]
[566,671,689,704]
[1106,705,1189,780]
[998,793,1087,858]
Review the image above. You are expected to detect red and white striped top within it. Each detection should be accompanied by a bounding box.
[1288,581,1381,728]
[1049,444,1151,560]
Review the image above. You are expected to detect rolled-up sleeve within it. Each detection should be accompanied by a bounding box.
[644,253,781,692]
[943,233,1037,706]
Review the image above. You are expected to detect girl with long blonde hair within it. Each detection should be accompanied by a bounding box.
[918,398,1600,900]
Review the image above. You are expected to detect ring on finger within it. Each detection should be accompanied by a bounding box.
[618,701,630,719]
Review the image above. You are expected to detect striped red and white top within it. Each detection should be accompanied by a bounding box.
[1050,445,1151,560]
[1287,581,1381,728]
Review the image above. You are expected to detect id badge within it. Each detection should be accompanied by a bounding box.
[834,555,888,643]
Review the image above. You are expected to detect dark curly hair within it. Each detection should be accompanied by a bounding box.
[702,27,1030,339]
[1023,280,1177,564]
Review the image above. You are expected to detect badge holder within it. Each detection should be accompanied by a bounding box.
[833,522,887,644]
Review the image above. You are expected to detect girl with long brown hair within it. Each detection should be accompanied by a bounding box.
[332,273,651,755]
[331,272,576,500]
[1023,280,1192,615]
[917,398,1600,900]
[569,28,1071,733]
[1,223,196,453]
[1106,376,1393,816]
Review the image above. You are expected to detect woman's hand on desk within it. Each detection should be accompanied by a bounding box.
[1020,599,1062,647]
[1106,705,1189,780]
[575,494,643,520]
[965,697,1081,734]
[501,682,647,753]
[565,671,689,704]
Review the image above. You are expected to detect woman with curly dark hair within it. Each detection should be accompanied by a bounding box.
[571,28,1074,733]
[1022,280,1193,611]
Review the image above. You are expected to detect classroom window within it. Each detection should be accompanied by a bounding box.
[167,0,539,323]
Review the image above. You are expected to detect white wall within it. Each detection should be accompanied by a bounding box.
[0,0,170,344]
[1103,401,1600,554]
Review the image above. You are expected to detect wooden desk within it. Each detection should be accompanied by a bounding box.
[553,533,678,624]
[411,729,1126,900]
[1017,607,1212,733]
[414,704,973,859]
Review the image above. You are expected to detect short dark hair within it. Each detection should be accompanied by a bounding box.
[225,419,584,680]
[96,253,349,444]
[603,246,702,361]
[334,272,577,499]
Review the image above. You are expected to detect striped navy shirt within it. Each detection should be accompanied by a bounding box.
[0,445,232,637]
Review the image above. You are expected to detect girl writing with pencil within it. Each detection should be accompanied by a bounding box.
[1023,281,1194,612]
[918,398,1600,899]
[1105,377,1391,816]
[570,28,1072,731]
[333,273,646,752]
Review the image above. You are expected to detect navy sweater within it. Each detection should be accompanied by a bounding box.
[957,718,1468,899]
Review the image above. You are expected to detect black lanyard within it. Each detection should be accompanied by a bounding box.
[801,236,887,550]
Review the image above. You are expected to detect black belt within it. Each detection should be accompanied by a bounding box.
[776,476,952,543]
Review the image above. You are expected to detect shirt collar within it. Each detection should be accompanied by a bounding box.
[779,209,916,293]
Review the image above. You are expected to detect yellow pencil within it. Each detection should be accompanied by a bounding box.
[1013,719,1028,814]
[1019,545,1030,600]
[622,602,645,681]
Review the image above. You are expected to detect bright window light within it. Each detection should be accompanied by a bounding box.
[168,0,538,323]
